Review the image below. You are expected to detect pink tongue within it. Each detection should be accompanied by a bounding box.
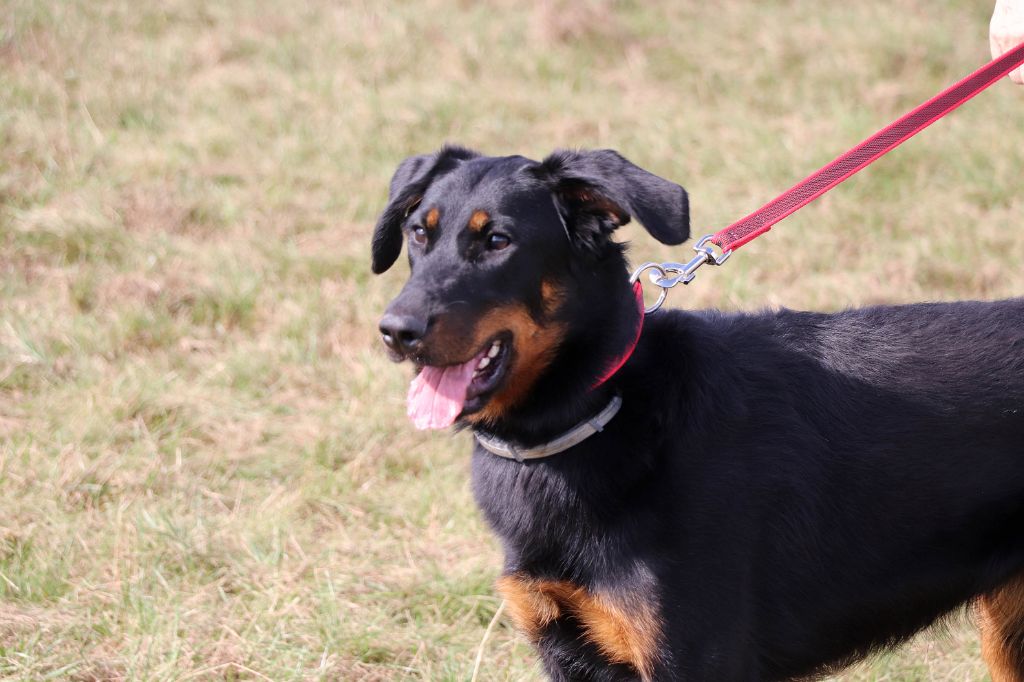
[407,351,484,430]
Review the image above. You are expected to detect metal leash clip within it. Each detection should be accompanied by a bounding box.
[629,235,732,314]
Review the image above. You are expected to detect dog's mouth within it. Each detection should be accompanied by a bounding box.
[406,333,512,430]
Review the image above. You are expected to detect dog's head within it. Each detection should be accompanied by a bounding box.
[372,146,689,430]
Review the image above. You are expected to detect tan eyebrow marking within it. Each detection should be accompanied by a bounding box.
[468,210,490,233]
[425,207,440,229]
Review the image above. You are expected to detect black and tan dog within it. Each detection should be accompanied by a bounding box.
[371,145,1024,681]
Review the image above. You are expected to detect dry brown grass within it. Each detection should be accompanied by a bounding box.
[1,0,1022,679]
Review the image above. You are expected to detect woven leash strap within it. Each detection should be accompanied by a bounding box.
[711,40,1024,253]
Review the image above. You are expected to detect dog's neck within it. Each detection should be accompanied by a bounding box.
[468,264,642,447]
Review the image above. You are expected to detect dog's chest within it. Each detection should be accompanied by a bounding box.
[471,450,667,678]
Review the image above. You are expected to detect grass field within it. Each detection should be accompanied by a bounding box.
[2,0,1023,679]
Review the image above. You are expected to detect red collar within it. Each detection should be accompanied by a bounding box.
[591,281,644,389]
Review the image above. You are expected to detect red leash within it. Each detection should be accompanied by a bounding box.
[634,40,1024,307]
[609,43,1024,383]
[712,40,1024,254]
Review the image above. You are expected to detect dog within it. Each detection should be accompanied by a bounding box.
[371,145,1024,681]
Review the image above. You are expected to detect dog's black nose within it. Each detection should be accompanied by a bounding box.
[379,313,427,354]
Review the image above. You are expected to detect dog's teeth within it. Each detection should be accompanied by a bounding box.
[478,356,491,370]
[488,342,500,358]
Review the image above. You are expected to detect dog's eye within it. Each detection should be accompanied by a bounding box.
[487,233,511,251]
[411,226,428,245]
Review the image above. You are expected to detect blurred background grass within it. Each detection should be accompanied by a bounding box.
[1,0,1022,679]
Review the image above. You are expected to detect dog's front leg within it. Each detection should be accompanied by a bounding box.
[533,625,761,681]
[533,620,649,681]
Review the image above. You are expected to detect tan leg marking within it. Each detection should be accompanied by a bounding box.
[496,574,661,680]
[979,572,1024,682]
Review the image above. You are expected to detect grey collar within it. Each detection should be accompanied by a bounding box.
[473,394,623,462]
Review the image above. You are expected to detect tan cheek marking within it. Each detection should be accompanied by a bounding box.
[425,207,440,229]
[468,210,490,232]
[540,279,565,316]
[461,304,566,425]
[497,574,662,680]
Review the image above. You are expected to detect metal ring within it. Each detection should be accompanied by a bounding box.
[629,262,667,284]
[650,268,684,289]
[629,262,670,314]
[645,287,667,314]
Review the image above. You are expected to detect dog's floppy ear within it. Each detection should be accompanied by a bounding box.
[371,145,480,274]
[532,149,689,254]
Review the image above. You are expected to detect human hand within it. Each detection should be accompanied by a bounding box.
[991,0,1024,84]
